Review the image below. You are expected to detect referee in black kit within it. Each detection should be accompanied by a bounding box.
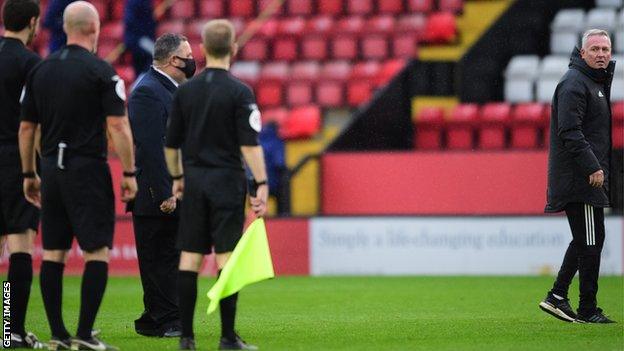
[0,0,46,348]
[164,19,268,351]
[19,2,137,350]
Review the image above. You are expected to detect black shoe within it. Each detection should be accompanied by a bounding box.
[160,324,182,338]
[9,332,47,349]
[134,313,159,337]
[179,336,196,350]
[219,334,258,350]
[70,336,119,350]
[48,335,72,350]
[539,293,577,322]
[576,308,617,324]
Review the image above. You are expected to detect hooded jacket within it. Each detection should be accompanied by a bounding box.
[545,47,615,212]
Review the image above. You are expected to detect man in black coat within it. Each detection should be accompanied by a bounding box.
[128,33,195,337]
[539,29,616,324]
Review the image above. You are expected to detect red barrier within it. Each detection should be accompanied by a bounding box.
[322,151,549,215]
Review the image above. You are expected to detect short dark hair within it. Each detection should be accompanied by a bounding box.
[153,33,188,62]
[202,19,235,58]
[2,0,40,32]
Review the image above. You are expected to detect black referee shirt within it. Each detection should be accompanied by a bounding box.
[0,37,41,145]
[165,68,260,170]
[21,45,126,159]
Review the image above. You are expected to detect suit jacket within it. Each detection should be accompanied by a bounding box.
[128,67,177,217]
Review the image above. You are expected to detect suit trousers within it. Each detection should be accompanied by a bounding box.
[551,202,605,315]
[132,215,180,328]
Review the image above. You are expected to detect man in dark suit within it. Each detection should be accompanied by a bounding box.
[127,33,196,337]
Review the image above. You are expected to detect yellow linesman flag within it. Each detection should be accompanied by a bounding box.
[207,218,275,314]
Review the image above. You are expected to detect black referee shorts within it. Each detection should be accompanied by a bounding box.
[177,167,246,255]
[0,145,39,235]
[40,156,115,252]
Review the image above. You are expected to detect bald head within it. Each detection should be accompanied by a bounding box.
[63,1,99,36]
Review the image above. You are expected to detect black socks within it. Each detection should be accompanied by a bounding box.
[8,253,32,337]
[40,260,70,339]
[217,270,238,340]
[178,270,198,338]
[76,261,108,339]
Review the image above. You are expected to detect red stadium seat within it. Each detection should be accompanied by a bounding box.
[364,15,395,34]
[347,0,373,15]
[90,0,108,21]
[291,62,320,81]
[331,35,358,60]
[157,20,185,37]
[257,19,279,38]
[229,0,254,18]
[510,103,545,149]
[280,106,322,139]
[378,0,403,14]
[397,14,427,35]
[111,0,124,21]
[100,22,123,41]
[350,61,380,80]
[200,0,225,18]
[278,17,306,37]
[612,101,624,148]
[287,82,314,106]
[361,35,388,60]
[262,108,289,126]
[171,0,195,19]
[414,107,445,149]
[321,61,352,81]
[392,33,418,58]
[478,103,511,149]
[240,38,269,61]
[446,104,478,149]
[347,80,373,106]
[423,12,457,44]
[318,0,343,15]
[302,36,328,60]
[97,41,117,60]
[287,0,313,16]
[439,0,465,14]
[336,16,365,34]
[407,0,434,13]
[259,0,285,16]
[260,62,290,82]
[185,20,203,42]
[375,59,405,87]
[190,43,204,66]
[273,38,298,61]
[306,16,335,35]
[316,81,345,107]
[257,81,283,108]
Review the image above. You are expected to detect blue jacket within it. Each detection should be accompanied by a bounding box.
[124,0,156,50]
[43,0,75,53]
[128,67,177,216]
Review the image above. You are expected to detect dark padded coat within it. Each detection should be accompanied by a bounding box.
[545,47,615,213]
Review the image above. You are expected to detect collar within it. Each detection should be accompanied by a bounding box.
[152,66,179,87]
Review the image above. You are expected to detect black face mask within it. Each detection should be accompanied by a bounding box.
[174,56,196,79]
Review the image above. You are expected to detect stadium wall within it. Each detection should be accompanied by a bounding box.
[3,216,621,276]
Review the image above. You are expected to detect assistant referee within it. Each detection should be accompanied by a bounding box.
[19,2,137,350]
[164,19,268,351]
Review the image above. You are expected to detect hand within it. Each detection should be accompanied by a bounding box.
[121,176,138,203]
[160,196,177,214]
[250,184,268,217]
[23,176,41,208]
[589,169,604,188]
[172,179,184,200]
[0,236,6,257]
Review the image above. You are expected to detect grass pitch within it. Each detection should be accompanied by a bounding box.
[18,276,624,350]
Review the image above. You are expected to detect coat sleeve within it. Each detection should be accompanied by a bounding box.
[128,85,172,204]
[556,79,602,176]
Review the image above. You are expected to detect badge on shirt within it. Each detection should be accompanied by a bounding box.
[112,75,126,102]
[248,104,262,132]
